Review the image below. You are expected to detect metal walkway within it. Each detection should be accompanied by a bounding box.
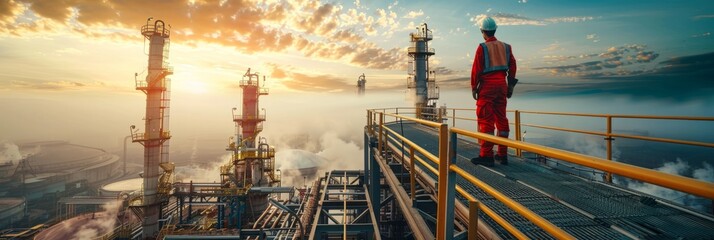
[378,121,714,239]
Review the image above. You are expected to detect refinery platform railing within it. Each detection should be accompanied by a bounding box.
[380,107,714,182]
[366,108,714,240]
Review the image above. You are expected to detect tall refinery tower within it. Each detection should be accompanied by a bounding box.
[130,18,173,239]
[228,68,278,219]
[407,23,440,120]
[357,73,366,95]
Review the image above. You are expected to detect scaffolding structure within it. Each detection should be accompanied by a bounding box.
[407,23,440,121]
[309,170,380,239]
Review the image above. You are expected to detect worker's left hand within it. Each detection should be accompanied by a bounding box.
[472,88,478,100]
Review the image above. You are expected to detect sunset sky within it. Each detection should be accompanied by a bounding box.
[1,0,712,94]
[1,0,713,151]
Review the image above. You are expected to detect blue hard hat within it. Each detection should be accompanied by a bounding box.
[480,17,498,31]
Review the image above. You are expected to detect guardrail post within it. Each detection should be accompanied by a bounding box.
[452,109,456,127]
[446,131,458,239]
[367,110,371,132]
[515,110,522,157]
[369,131,380,226]
[605,115,613,183]
[436,124,452,240]
[468,200,479,240]
[410,146,416,203]
[434,108,444,123]
[378,112,384,155]
[364,132,370,185]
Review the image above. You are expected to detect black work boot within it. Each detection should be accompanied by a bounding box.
[471,156,495,167]
[495,155,508,165]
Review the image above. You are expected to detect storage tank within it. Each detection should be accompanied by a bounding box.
[33,210,131,240]
[99,178,143,197]
[0,197,26,229]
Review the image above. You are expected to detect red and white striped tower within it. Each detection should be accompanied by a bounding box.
[130,18,172,239]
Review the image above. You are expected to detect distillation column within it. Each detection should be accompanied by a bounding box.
[407,23,440,120]
[236,69,266,150]
[357,73,366,96]
[131,18,172,239]
[230,69,277,220]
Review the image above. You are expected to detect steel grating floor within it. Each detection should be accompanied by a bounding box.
[385,122,714,240]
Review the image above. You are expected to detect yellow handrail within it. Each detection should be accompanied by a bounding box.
[383,112,442,128]
[520,110,714,121]
[451,127,714,199]
[442,107,713,177]
[375,110,567,239]
[450,165,574,239]
[386,124,530,239]
[383,127,439,164]
[369,107,714,240]
[611,132,714,148]
[407,146,530,240]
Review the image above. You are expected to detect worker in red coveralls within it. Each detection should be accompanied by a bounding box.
[470,16,517,167]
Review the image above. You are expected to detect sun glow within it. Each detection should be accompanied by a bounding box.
[171,66,212,94]
[178,79,209,94]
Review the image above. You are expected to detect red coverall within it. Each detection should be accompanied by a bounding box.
[470,36,517,158]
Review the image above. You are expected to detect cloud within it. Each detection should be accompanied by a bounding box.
[472,13,545,26]
[55,47,83,55]
[266,63,352,92]
[296,3,337,34]
[403,9,424,19]
[0,0,407,70]
[543,16,595,23]
[282,72,352,92]
[691,32,711,38]
[531,51,714,100]
[375,8,400,37]
[694,163,714,182]
[534,44,659,77]
[2,80,110,91]
[692,14,714,20]
[542,42,563,52]
[349,43,406,69]
[330,29,363,43]
[432,66,456,76]
[0,0,21,24]
[626,159,714,212]
[470,13,595,27]
[0,142,22,164]
[653,51,714,76]
[586,33,600,42]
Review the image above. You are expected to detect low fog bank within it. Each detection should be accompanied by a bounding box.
[617,159,714,212]
[261,91,406,184]
[3,88,712,212]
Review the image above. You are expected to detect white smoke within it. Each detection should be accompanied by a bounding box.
[272,132,364,188]
[69,200,123,240]
[260,92,402,188]
[315,131,363,170]
[275,149,326,187]
[626,158,714,212]
[189,138,199,164]
[562,134,620,160]
[174,154,229,183]
[0,141,22,164]
[694,163,714,182]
